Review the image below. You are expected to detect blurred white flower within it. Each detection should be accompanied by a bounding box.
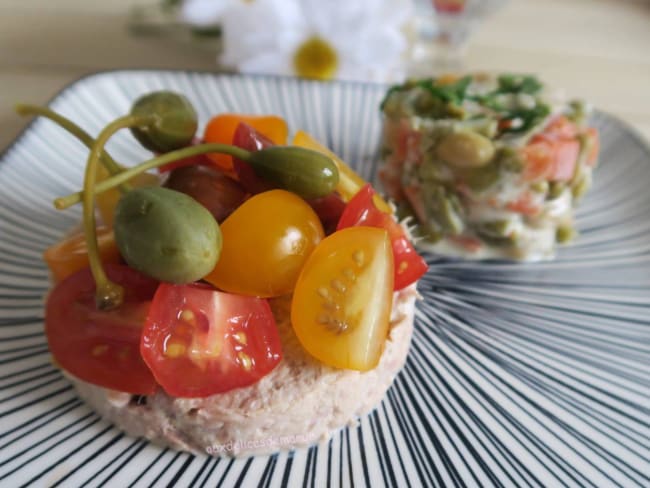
[216,0,413,82]
[181,0,234,27]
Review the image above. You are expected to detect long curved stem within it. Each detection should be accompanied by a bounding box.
[84,114,154,310]
[54,143,253,210]
[15,104,131,192]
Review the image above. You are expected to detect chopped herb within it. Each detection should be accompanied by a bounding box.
[497,74,543,94]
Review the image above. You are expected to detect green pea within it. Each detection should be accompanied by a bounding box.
[571,176,591,199]
[130,91,198,153]
[548,181,566,200]
[556,225,576,243]
[114,187,221,283]
[530,181,549,193]
[422,184,463,235]
[436,130,495,168]
[247,146,339,199]
[461,162,501,192]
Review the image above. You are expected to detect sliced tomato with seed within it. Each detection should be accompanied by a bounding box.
[337,184,428,290]
[291,226,394,371]
[141,283,282,398]
[45,264,159,394]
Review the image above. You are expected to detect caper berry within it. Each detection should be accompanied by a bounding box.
[436,130,495,168]
[114,187,221,283]
[130,91,198,153]
[247,146,339,199]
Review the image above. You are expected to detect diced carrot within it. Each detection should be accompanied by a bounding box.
[449,235,482,253]
[506,192,542,216]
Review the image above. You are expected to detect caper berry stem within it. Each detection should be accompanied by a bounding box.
[83,114,154,310]
[15,104,131,192]
[54,143,253,209]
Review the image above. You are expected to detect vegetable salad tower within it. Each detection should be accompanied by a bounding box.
[379,73,599,261]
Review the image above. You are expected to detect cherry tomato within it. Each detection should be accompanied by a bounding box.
[203,190,324,297]
[45,264,159,394]
[291,226,394,371]
[157,137,212,173]
[231,122,275,194]
[164,165,247,222]
[141,283,282,397]
[203,114,288,171]
[306,192,346,235]
[44,226,121,283]
[337,184,427,291]
[292,130,392,213]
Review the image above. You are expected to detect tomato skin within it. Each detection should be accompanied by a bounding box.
[337,184,427,290]
[231,122,276,194]
[306,192,347,235]
[291,226,394,371]
[45,264,159,395]
[204,114,288,171]
[44,226,121,283]
[141,283,282,397]
[204,190,324,297]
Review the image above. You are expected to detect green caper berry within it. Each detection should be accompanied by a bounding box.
[130,91,198,153]
[114,187,221,283]
[247,146,339,199]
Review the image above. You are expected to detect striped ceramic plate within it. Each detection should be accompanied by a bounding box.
[0,71,647,487]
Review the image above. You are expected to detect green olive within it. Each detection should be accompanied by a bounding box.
[247,146,339,199]
[114,187,221,283]
[130,91,198,153]
[436,130,495,168]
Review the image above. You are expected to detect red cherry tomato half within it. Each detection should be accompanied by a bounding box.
[45,264,159,395]
[141,283,282,398]
[231,122,276,194]
[337,184,428,290]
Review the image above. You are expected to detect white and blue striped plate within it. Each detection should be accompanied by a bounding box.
[0,71,648,487]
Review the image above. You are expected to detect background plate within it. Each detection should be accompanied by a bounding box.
[0,71,648,487]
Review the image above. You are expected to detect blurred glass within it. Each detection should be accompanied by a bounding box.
[409,0,507,76]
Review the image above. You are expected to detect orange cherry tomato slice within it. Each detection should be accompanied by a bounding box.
[203,114,288,171]
[44,226,121,283]
[203,190,324,297]
[141,283,282,397]
[291,226,394,371]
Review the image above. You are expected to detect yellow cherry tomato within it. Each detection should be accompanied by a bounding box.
[203,190,324,297]
[291,226,394,371]
[44,226,121,283]
[292,130,392,213]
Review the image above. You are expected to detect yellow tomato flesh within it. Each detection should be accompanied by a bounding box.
[292,130,392,213]
[291,226,394,371]
[203,190,324,297]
